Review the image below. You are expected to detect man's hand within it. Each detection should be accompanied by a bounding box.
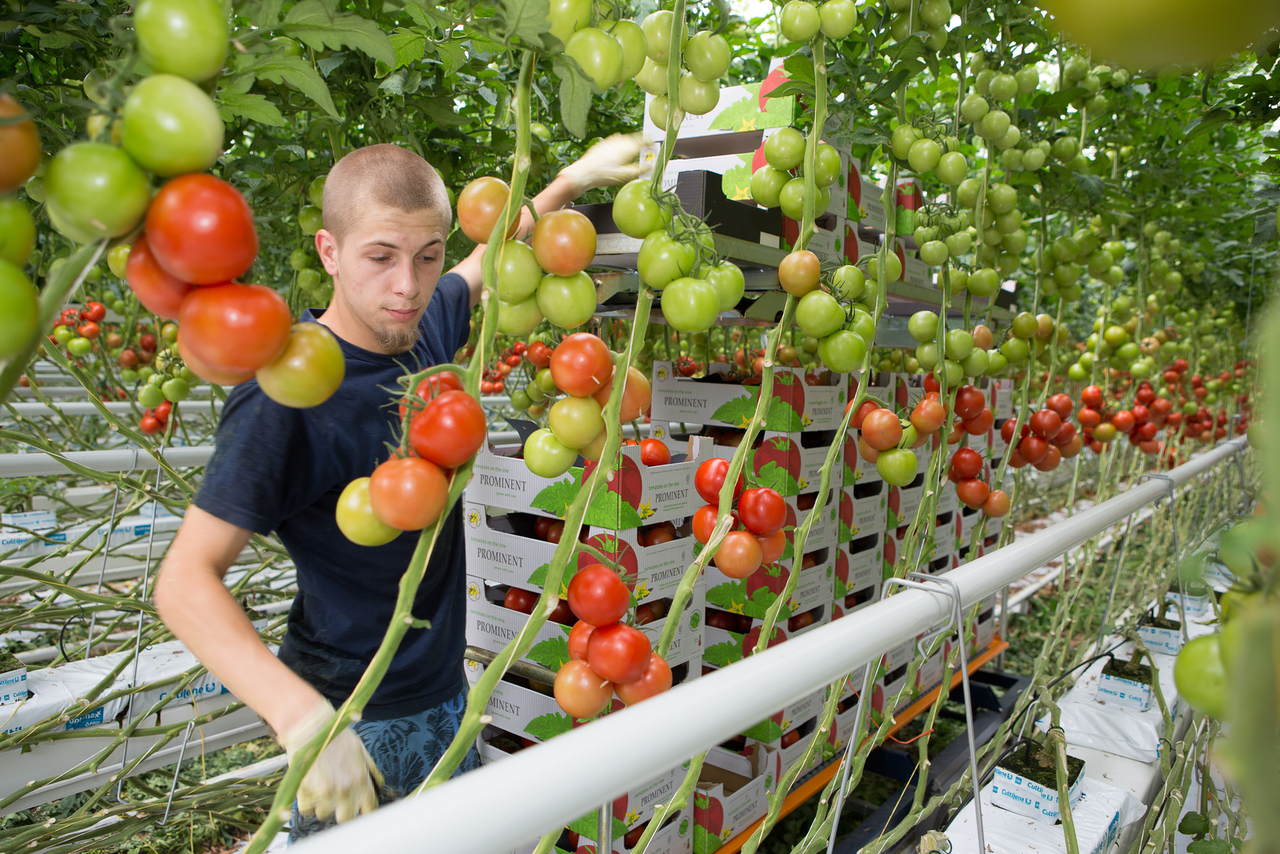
[558,132,652,196]
[279,698,383,824]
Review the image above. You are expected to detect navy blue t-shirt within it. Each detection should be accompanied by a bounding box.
[195,272,472,719]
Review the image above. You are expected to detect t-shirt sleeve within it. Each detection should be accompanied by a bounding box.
[429,271,472,356]
[194,382,330,536]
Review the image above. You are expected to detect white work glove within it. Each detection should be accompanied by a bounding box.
[278,699,383,824]
[558,132,652,195]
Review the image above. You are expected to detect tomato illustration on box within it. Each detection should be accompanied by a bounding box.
[693,746,780,854]
[650,362,846,432]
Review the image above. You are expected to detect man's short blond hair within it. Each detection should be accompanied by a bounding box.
[321,144,452,244]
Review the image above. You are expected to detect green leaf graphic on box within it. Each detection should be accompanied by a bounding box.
[531,478,579,517]
[835,578,851,598]
[527,636,571,669]
[740,717,784,742]
[525,561,553,589]
[708,92,760,131]
[839,520,855,542]
[524,712,573,741]
[693,824,715,854]
[584,489,643,529]
[843,462,857,486]
[711,392,759,427]
[765,397,801,431]
[571,812,629,841]
[750,586,787,618]
[704,639,743,667]
[755,460,799,495]
[706,581,748,611]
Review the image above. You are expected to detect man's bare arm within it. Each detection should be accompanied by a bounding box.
[154,505,323,734]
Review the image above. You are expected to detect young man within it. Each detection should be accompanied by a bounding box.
[154,137,646,841]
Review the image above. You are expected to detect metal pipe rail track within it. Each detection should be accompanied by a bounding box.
[294,437,1249,854]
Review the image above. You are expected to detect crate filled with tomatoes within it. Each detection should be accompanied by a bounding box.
[649,360,847,433]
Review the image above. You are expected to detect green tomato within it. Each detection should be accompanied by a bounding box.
[685,30,731,82]
[523,428,577,478]
[796,291,846,339]
[988,73,1018,102]
[935,151,967,186]
[876,448,917,487]
[121,74,224,176]
[678,72,720,115]
[848,308,876,343]
[297,268,322,292]
[814,144,842,188]
[705,261,746,312]
[0,261,38,360]
[0,197,35,268]
[46,143,151,242]
[778,178,811,220]
[818,330,866,373]
[750,165,790,209]
[299,205,324,235]
[289,248,314,271]
[866,250,902,283]
[781,0,822,42]
[765,127,806,172]
[636,58,669,96]
[977,109,1011,141]
[987,182,1017,214]
[890,125,921,161]
[638,231,697,289]
[550,0,592,45]
[606,20,647,80]
[918,240,949,267]
[661,277,720,333]
[510,388,532,411]
[335,478,400,546]
[161,376,190,402]
[945,328,974,361]
[537,272,596,329]
[1174,634,1228,720]
[1022,147,1046,170]
[549,395,605,449]
[960,93,989,123]
[907,310,938,343]
[944,230,972,256]
[955,177,982,209]
[907,138,942,173]
[915,342,940,370]
[566,27,623,90]
[1051,136,1080,162]
[919,0,950,27]
[641,9,674,61]
[121,368,139,383]
[108,244,132,278]
[308,175,326,209]
[498,295,544,336]
[612,178,669,240]
[497,240,543,302]
[1000,337,1030,364]
[819,0,858,38]
[138,366,156,382]
[161,322,179,344]
[832,265,865,300]
[134,0,228,83]
[936,358,964,387]
[138,382,166,408]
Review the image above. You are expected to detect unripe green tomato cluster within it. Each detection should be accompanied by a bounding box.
[749,127,839,220]
[637,10,730,120]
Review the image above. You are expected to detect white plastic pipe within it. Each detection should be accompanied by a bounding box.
[0,445,216,477]
[4,401,225,417]
[297,437,1248,854]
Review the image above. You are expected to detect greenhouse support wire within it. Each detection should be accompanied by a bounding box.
[294,436,1249,854]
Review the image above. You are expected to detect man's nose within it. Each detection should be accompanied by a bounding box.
[393,257,420,299]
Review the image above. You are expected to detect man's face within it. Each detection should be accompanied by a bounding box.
[316,205,450,354]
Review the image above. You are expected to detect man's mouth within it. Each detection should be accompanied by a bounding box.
[385,308,419,322]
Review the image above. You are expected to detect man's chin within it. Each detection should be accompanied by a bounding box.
[373,321,421,352]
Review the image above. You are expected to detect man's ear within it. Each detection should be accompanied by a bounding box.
[315,229,340,277]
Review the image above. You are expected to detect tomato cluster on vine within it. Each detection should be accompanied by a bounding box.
[690,459,788,580]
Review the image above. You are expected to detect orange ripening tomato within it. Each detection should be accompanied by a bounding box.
[178,282,292,374]
[368,456,449,530]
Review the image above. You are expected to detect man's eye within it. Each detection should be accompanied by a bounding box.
[371,255,390,263]
[420,255,438,264]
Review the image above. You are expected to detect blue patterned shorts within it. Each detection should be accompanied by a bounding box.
[289,690,481,843]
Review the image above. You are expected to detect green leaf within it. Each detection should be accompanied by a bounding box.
[527,636,571,669]
[554,58,592,139]
[390,28,428,68]
[217,92,287,126]
[524,712,573,740]
[248,0,286,28]
[404,0,462,28]
[434,41,467,76]
[237,53,338,116]
[710,391,759,427]
[1073,172,1106,206]
[1178,813,1212,837]
[740,717,783,742]
[704,640,742,667]
[1187,841,1232,854]
[39,30,77,49]
[531,477,578,517]
[494,0,551,47]
[282,0,396,67]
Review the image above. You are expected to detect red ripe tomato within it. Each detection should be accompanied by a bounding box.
[1139,439,1161,454]
[643,523,677,546]
[695,457,745,505]
[586,622,651,683]
[530,208,597,276]
[910,398,946,434]
[1151,397,1172,417]
[738,487,786,536]
[83,301,107,323]
[1000,419,1017,443]
[503,586,538,614]
[1130,404,1150,423]
[146,174,258,284]
[692,504,720,544]
[178,282,291,374]
[399,371,464,418]
[640,437,671,466]
[1111,410,1136,433]
[1008,446,1029,468]
[139,413,163,434]
[567,564,630,626]
[1018,435,1049,465]
[759,529,786,565]
[553,658,613,719]
[409,390,486,468]
[550,333,613,396]
[615,653,673,705]
[1135,386,1156,406]
[923,373,940,394]
[77,321,100,340]
[955,478,990,509]
[139,332,158,351]
[1136,420,1159,441]
[1052,421,1077,447]
[177,331,254,386]
[1081,385,1104,409]
[527,340,553,369]
[950,447,984,480]
[861,409,904,451]
[568,620,596,661]
[154,400,173,421]
[714,530,764,579]
[1028,408,1063,440]
[369,456,449,530]
[1033,444,1062,471]
[1078,407,1103,429]
[953,385,986,420]
[982,489,1010,517]
[963,407,994,436]
[1046,393,1073,419]
[850,399,881,429]
[126,236,195,319]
